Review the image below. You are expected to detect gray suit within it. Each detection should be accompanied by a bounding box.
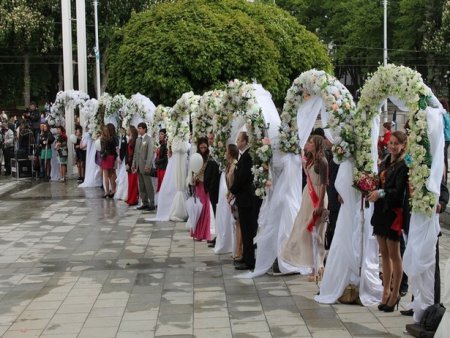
[132,134,155,207]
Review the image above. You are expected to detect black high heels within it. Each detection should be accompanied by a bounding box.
[383,296,400,312]
[378,303,387,311]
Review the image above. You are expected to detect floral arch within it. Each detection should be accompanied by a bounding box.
[152,105,170,149]
[169,91,200,150]
[48,90,90,127]
[354,64,446,315]
[193,90,223,145]
[279,69,356,161]
[355,64,443,215]
[214,80,279,198]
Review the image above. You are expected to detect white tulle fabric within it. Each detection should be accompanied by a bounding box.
[50,141,60,181]
[435,257,450,338]
[78,133,102,188]
[147,156,177,222]
[404,104,444,323]
[315,109,383,305]
[114,160,128,201]
[214,173,234,254]
[169,141,190,221]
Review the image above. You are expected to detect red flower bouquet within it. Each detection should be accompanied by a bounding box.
[354,172,379,208]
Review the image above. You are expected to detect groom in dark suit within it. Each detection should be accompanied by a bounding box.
[229,132,257,270]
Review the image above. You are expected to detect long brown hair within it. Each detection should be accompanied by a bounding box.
[101,125,112,141]
[306,135,325,168]
[197,137,210,161]
[129,126,138,146]
[390,130,407,162]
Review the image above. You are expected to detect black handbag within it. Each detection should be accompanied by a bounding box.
[149,167,157,177]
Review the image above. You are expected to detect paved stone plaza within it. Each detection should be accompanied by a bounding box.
[0,177,448,337]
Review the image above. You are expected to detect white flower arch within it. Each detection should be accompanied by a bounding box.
[152,105,170,149]
[169,91,200,149]
[355,64,442,215]
[279,69,356,161]
[219,80,276,198]
[49,90,90,127]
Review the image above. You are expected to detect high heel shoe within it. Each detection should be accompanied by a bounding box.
[108,192,115,198]
[383,296,400,312]
[378,303,387,311]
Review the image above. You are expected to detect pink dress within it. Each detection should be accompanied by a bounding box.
[191,182,211,241]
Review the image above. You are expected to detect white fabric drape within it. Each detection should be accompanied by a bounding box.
[114,160,128,201]
[169,141,189,221]
[240,153,302,277]
[147,156,177,222]
[296,97,325,146]
[315,113,382,305]
[403,105,444,323]
[214,173,234,254]
[50,141,60,181]
[435,257,450,338]
[78,133,102,187]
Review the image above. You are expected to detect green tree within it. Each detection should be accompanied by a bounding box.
[0,0,55,107]
[107,0,331,106]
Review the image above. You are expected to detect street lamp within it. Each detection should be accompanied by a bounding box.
[93,0,101,99]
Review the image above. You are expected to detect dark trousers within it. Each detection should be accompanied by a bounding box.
[400,234,408,293]
[434,238,440,304]
[3,147,13,174]
[238,205,256,268]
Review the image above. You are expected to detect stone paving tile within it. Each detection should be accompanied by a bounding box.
[0,180,449,337]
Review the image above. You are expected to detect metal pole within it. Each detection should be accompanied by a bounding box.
[383,0,388,122]
[94,1,101,99]
[61,0,73,91]
[76,0,88,93]
[61,0,75,178]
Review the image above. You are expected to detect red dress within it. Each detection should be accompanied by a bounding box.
[156,147,166,192]
[126,142,139,206]
[190,182,211,241]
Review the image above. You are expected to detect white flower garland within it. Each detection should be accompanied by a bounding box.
[170,92,200,150]
[48,90,89,127]
[80,98,99,134]
[211,90,231,171]
[193,90,221,143]
[122,93,155,129]
[356,64,435,215]
[152,105,170,149]
[106,94,128,118]
[279,70,356,162]
[225,80,272,198]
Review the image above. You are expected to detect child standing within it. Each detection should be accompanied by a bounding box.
[55,126,68,182]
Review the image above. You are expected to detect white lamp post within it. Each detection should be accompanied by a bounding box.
[94,0,101,99]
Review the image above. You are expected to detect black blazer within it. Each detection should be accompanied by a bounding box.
[229,149,254,208]
[155,142,168,170]
[371,157,408,227]
[204,159,220,205]
[119,135,127,161]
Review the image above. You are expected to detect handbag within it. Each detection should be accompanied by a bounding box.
[149,167,157,177]
[338,284,360,304]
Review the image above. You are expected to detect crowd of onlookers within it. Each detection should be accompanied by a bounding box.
[0,103,78,182]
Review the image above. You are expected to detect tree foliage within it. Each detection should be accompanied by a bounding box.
[107,0,332,106]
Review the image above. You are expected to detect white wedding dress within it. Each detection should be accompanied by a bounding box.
[214,172,234,254]
[79,133,102,188]
[114,159,128,201]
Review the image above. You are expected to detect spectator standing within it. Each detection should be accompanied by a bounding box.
[74,126,86,183]
[39,123,54,181]
[55,126,68,182]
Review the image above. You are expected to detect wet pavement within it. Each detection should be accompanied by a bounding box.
[0,177,449,337]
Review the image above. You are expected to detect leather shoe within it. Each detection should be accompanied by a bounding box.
[207,238,216,244]
[136,205,149,210]
[207,243,215,248]
[233,258,244,266]
[400,309,414,316]
[147,205,156,211]
[235,262,254,270]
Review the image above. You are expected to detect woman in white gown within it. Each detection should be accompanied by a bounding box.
[280,135,329,280]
